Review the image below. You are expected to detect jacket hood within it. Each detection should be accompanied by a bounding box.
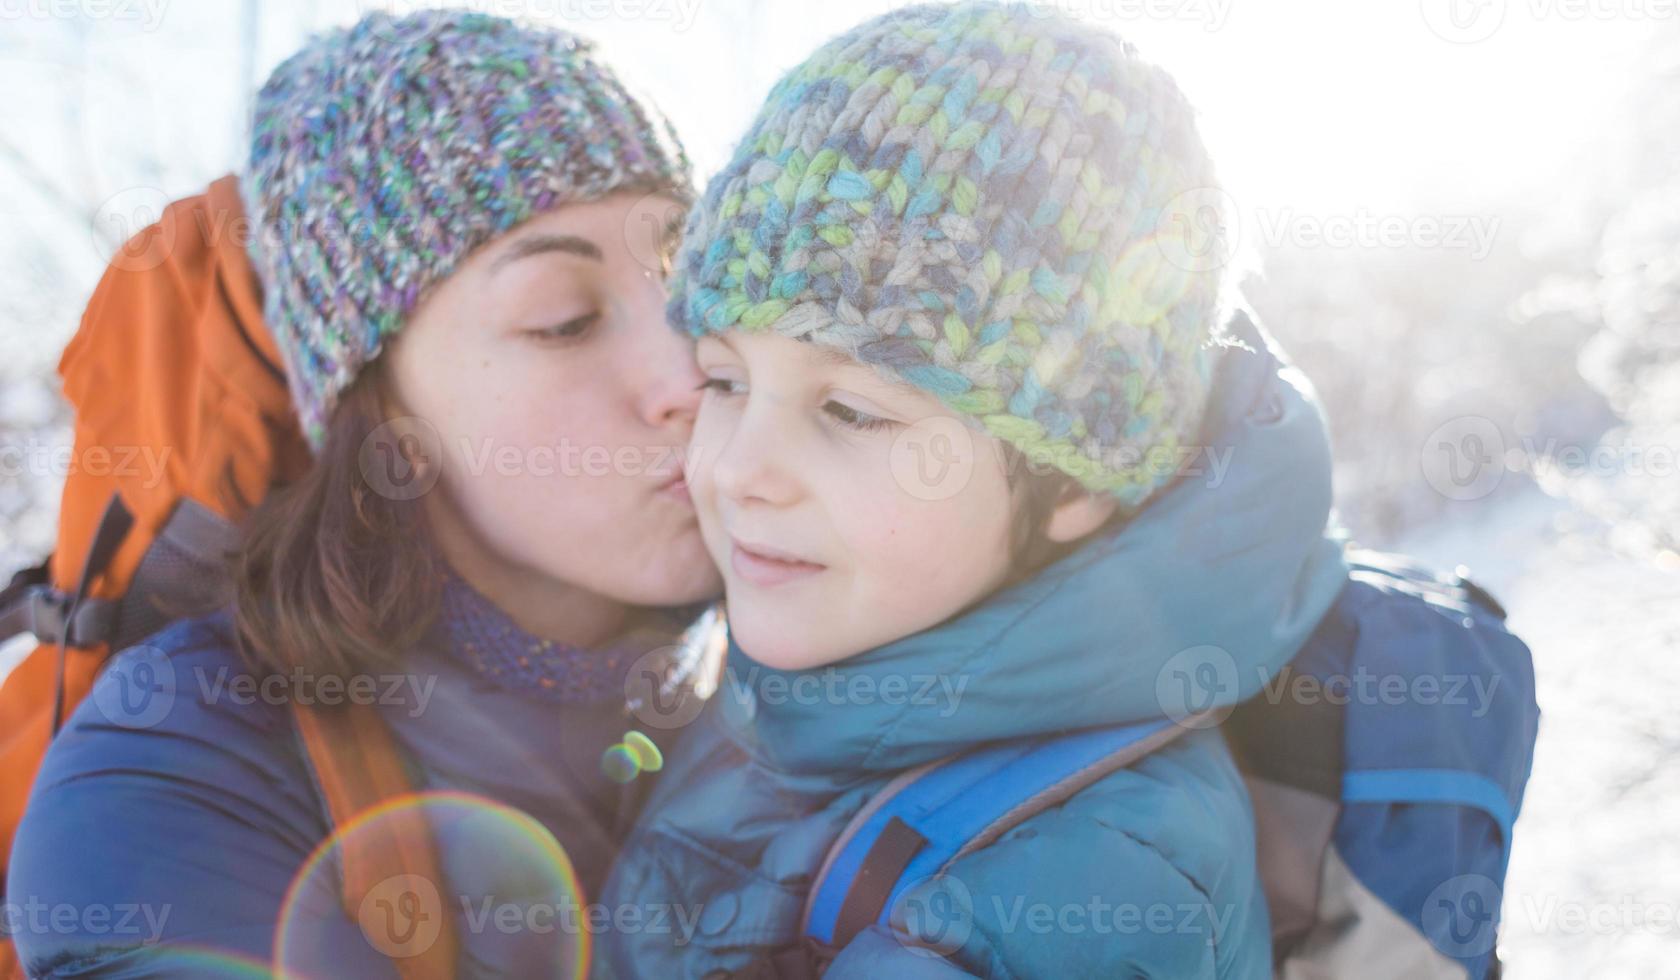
[712,310,1350,774]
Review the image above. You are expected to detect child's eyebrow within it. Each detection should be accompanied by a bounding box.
[805,344,927,398]
[807,345,866,370]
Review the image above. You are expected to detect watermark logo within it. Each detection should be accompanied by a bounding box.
[92,186,173,272]
[0,0,169,32]
[1421,415,1508,501]
[623,646,707,730]
[360,416,444,501]
[89,645,175,730]
[1420,0,1508,42]
[1154,186,1239,274]
[890,416,977,502]
[892,875,975,958]
[358,874,445,959]
[1154,645,1239,727]
[351,0,703,36]
[719,665,971,719]
[1022,0,1234,32]
[1422,873,1503,958]
[622,192,685,278]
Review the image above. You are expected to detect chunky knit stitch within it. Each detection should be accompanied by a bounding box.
[430,564,708,706]
[669,1,1226,508]
[243,10,692,446]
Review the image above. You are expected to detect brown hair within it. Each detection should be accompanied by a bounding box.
[1001,443,1126,581]
[230,362,441,677]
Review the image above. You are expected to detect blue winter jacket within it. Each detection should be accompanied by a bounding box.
[594,313,1351,979]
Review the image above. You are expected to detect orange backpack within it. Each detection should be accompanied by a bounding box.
[0,176,455,980]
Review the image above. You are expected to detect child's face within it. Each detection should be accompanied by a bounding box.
[689,331,1018,670]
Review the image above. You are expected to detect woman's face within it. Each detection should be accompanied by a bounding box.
[383,191,721,637]
[688,330,1022,671]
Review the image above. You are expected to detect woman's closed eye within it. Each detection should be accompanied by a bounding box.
[523,311,600,344]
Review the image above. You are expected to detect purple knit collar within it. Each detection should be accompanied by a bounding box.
[429,565,691,705]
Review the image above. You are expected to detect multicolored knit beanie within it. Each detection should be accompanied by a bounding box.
[244,10,692,447]
[669,1,1227,509]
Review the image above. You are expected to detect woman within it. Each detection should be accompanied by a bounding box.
[9,11,718,977]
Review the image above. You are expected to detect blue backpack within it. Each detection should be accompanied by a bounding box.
[798,550,1540,978]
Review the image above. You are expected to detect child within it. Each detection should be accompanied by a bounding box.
[599,4,1348,976]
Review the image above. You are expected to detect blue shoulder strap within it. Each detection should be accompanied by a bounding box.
[803,716,1196,951]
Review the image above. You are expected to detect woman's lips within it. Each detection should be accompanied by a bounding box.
[729,538,826,588]
[658,474,690,503]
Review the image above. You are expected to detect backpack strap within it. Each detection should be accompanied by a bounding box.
[49,495,135,734]
[804,717,1199,953]
[292,701,460,980]
[0,561,118,651]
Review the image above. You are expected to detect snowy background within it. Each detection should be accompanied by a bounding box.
[2,1,1676,975]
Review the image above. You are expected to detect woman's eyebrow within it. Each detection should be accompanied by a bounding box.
[489,233,603,274]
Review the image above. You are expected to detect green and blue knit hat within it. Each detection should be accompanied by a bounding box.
[244,10,692,447]
[669,2,1226,509]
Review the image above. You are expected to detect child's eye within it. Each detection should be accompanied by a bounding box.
[525,312,599,344]
[697,377,741,397]
[823,400,894,433]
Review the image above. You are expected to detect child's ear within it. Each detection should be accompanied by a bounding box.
[1043,484,1119,543]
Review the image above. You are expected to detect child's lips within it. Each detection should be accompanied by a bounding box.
[729,537,826,588]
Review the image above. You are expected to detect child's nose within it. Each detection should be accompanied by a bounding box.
[708,406,804,509]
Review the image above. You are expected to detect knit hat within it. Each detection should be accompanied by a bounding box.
[669,2,1227,509]
[243,10,692,447]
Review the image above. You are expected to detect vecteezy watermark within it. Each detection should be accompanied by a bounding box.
[1422,0,1680,43]
[454,438,694,481]
[0,0,168,31]
[1154,188,1501,272]
[0,438,172,488]
[1422,874,1503,958]
[360,416,445,502]
[891,416,979,502]
[1154,645,1242,727]
[1154,649,1508,722]
[358,876,706,958]
[87,179,490,274]
[92,186,175,270]
[1419,0,1509,42]
[0,898,172,943]
[457,896,703,944]
[196,666,439,718]
[352,0,704,34]
[622,191,686,278]
[85,647,442,730]
[1255,665,1504,718]
[990,895,1237,939]
[1513,893,1680,937]
[1421,415,1509,502]
[1021,0,1234,30]
[719,665,971,720]
[1251,208,1500,261]
[92,179,678,277]
[889,875,1235,958]
[888,414,1238,503]
[1421,415,1678,502]
[88,645,177,730]
[358,416,698,501]
[359,874,446,960]
[892,875,975,958]
[1523,436,1679,485]
[623,646,710,731]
